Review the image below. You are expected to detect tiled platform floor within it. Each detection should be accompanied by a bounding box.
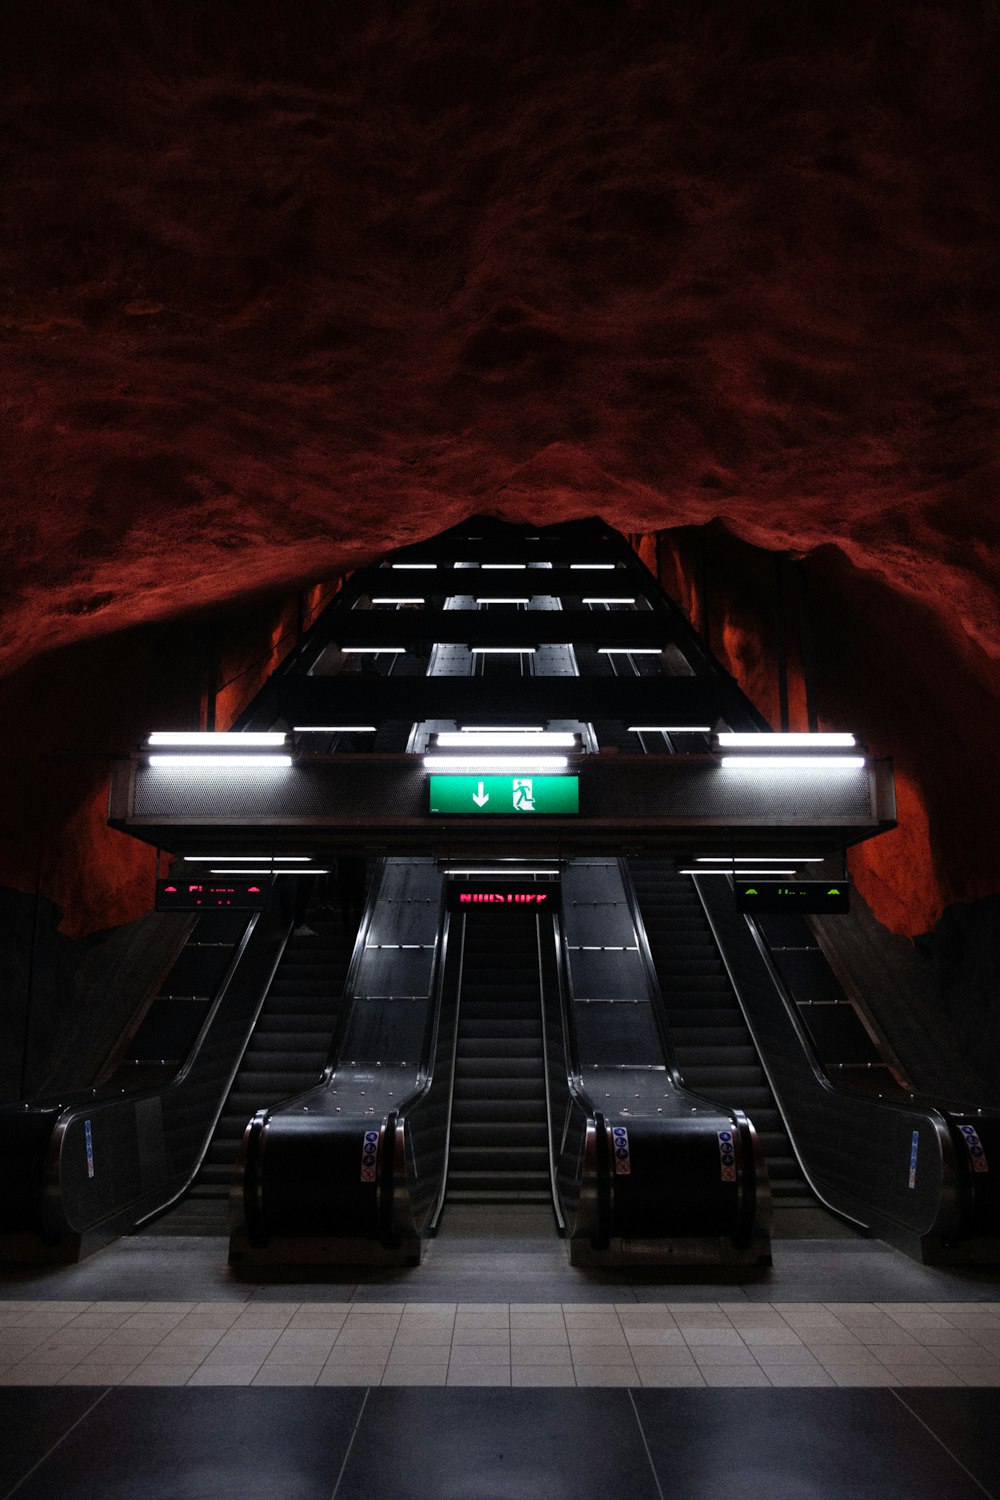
[3,1298,1000,1388]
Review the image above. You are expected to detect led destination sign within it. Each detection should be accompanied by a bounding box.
[735,880,850,914]
[156,878,268,911]
[429,774,579,815]
[446,881,561,913]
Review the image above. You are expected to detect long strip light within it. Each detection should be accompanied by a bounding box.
[481,563,527,570]
[341,646,405,654]
[183,855,311,862]
[391,562,437,569]
[475,597,530,605]
[435,731,576,748]
[422,755,569,772]
[446,868,560,876]
[461,725,544,732]
[148,731,287,747]
[695,856,824,863]
[680,868,796,876]
[716,732,857,748]
[210,868,330,875]
[571,563,615,570]
[371,597,426,605]
[583,597,637,605]
[598,647,663,655]
[470,646,536,654]
[150,754,293,768]
[628,725,712,733]
[292,725,377,733]
[720,756,865,770]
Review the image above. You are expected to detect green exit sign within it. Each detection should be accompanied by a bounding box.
[734,880,850,914]
[429,774,579,815]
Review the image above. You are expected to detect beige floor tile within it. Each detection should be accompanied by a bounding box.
[158,1329,224,1350]
[334,1329,398,1347]
[911,1328,977,1347]
[287,1309,349,1329]
[689,1345,759,1366]
[894,1370,969,1387]
[947,1367,1000,1386]
[316,1366,385,1386]
[624,1329,686,1347]
[10,1312,78,1330]
[393,1330,453,1348]
[186,1365,260,1386]
[570,1346,636,1366]
[740,1329,803,1347]
[96,1328,165,1348]
[639,1368,706,1387]
[138,1302,197,1315]
[801,1329,865,1348]
[120,1313,188,1333]
[572,1368,638,1387]
[59,1363,141,1385]
[511,1346,574,1367]
[270,1331,337,1356]
[511,1328,568,1347]
[701,1368,772,1387]
[2,1365,79,1385]
[66,1312,134,1330]
[450,1346,511,1367]
[383,1348,450,1367]
[751,1346,826,1367]
[631,1348,703,1369]
[181,1306,243,1328]
[764,1368,836,1387]
[86,1302,146,1314]
[512,1367,577,1387]
[452,1328,510,1347]
[856,1328,920,1347]
[828,1368,901,1386]
[447,1368,511,1386]
[324,1348,390,1367]
[122,1368,197,1386]
[680,1329,745,1347]
[382,1368,448,1386]
[869,1345,950,1366]
[251,1366,320,1386]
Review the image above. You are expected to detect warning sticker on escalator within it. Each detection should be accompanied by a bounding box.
[611,1124,631,1175]
[717,1130,737,1183]
[360,1129,379,1183]
[959,1124,990,1174]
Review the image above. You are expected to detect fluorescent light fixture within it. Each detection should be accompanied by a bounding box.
[597,647,663,655]
[720,756,865,770]
[461,726,544,733]
[481,563,527,570]
[341,646,405,654]
[681,868,796,876]
[210,868,330,875]
[292,725,377,733]
[148,731,287,747]
[183,855,311,862]
[716,732,857,748]
[695,856,824,863]
[422,755,569,772]
[446,869,560,876]
[371,597,426,605]
[571,563,615,570]
[475,597,530,605]
[149,754,293,768]
[391,562,437,569]
[627,725,712,733]
[470,646,536,654]
[582,597,637,605]
[435,731,576,748]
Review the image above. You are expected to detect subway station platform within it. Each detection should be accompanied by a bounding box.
[2,1223,1000,1499]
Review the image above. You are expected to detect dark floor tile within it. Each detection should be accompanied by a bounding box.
[633,1389,988,1500]
[7,1388,365,1500]
[336,1388,660,1500]
[897,1390,1000,1498]
[0,1389,105,1496]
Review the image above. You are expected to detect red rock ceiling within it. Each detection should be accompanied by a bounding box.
[1,2,998,936]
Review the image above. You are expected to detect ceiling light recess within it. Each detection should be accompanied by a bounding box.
[148,731,287,747]
[597,647,663,655]
[292,725,377,733]
[470,646,536,654]
[435,731,576,748]
[716,732,857,748]
[460,726,544,733]
[371,597,426,605]
[183,855,311,862]
[422,755,569,772]
[720,756,865,771]
[340,646,405,654]
[150,754,293,769]
[695,856,824,863]
[583,598,637,605]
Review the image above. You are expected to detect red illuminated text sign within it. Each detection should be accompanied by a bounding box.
[445,881,561,913]
[460,892,549,905]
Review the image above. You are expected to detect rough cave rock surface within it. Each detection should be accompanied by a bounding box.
[1,2,998,937]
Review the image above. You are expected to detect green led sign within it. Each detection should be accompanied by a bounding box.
[429,774,579,815]
[735,880,850,914]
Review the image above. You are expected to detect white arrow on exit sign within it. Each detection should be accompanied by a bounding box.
[472,781,490,807]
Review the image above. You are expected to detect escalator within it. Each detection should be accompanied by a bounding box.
[148,907,357,1233]
[629,857,812,1211]
[445,908,551,1206]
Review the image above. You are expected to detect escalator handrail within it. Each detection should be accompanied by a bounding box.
[321,857,390,1079]
[616,857,688,1090]
[693,871,966,1240]
[532,909,566,1233]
